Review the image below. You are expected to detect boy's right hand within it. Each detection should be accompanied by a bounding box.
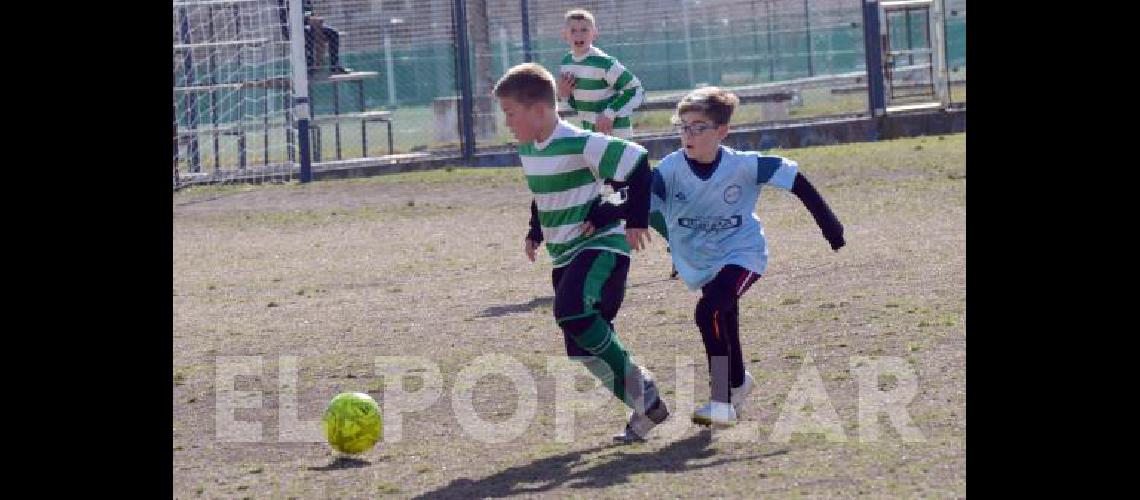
[557,73,576,99]
[626,228,651,252]
[524,238,540,262]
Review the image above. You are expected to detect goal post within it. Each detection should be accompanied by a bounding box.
[172,0,312,188]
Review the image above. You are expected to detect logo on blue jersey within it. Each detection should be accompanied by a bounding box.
[677,215,742,234]
[675,191,687,202]
[724,184,742,204]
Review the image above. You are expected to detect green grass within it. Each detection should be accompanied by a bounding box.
[376,482,402,494]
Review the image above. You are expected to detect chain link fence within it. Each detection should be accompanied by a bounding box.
[174,0,965,186]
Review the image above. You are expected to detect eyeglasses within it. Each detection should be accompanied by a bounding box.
[674,122,717,135]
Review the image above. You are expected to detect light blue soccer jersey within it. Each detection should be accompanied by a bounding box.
[651,146,799,290]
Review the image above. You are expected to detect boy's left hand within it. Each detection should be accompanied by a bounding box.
[595,115,614,135]
[829,236,845,251]
[580,222,650,251]
[826,226,845,252]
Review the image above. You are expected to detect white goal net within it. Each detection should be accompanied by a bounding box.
[173,0,301,189]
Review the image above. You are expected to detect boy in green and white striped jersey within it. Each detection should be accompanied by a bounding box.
[557,9,645,138]
[494,63,671,443]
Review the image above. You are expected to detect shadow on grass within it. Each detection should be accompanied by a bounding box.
[414,431,788,498]
[475,296,554,318]
[307,456,372,471]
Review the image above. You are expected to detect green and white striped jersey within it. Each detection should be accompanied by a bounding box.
[520,120,648,267]
[560,46,645,131]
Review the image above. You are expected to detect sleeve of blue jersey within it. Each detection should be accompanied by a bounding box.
[756,154,799,190]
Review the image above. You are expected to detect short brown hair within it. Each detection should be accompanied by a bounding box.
[493,63,556,108]
[564,9,596,27]
[675,86,740,126]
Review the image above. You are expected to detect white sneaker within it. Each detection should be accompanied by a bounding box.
[691,401,737,427]
[731,371,756,414]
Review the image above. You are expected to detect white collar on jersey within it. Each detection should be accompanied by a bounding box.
[570,46,603,63]
[533,120,576,151]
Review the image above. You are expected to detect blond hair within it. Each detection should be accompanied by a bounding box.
[564,8,596,28]
[493,63,557,108]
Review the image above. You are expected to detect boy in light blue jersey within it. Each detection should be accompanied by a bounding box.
[586,87,845,427]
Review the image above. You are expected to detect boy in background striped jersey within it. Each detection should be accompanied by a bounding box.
[557,9,644,138]
[493,63,670,443]
[557,8,680,279]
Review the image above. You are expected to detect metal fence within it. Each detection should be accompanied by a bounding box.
[173,0,965,185]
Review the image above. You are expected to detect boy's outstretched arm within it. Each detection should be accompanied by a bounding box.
[790,173,845,251]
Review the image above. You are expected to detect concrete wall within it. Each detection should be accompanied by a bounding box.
[311,107,965,181]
